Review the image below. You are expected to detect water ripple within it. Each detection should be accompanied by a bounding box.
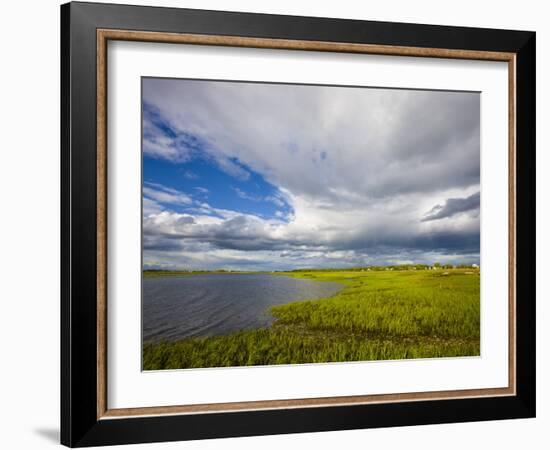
[143,274,342,343]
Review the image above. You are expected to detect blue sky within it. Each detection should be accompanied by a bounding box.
[142,78,480,271]
[143,142,292,221]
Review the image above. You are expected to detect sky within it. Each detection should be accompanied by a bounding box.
[142,78,480,271]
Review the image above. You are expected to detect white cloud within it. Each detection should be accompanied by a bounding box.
[193,186,209,195]
[143,182,192,208]
[142,79,480,269]
[183,170,199,180]
[143,197,163,216]
[233,187,260,202]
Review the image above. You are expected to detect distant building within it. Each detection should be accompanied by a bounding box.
[472,263,479,268]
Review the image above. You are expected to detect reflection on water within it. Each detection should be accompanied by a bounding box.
[143,273,342,342]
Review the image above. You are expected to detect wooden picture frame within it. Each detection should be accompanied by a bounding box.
[61,2,535,447]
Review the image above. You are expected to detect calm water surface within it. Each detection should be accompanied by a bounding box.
[143,274,342,342]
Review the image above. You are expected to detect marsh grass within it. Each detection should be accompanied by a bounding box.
[143,269,480,370]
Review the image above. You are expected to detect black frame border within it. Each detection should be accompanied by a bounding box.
[61,2,536,447]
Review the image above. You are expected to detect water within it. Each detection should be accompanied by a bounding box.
[143,273,343,342]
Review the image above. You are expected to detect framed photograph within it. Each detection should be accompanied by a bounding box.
[61,2,536,447]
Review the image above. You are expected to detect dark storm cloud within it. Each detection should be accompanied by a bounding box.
[143,209,479,258]
[422,192,480,222]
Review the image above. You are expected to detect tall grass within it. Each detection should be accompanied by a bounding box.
[143,269,480,370]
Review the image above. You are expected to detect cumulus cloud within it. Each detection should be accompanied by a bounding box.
[142,78,480,270]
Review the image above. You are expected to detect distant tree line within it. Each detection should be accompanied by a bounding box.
[286,263,478,273]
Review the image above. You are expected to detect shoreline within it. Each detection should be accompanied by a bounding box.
[143,268,480,370]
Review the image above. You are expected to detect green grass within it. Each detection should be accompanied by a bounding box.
[143,269,480,370]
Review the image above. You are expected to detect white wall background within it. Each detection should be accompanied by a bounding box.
[0,1,546,448]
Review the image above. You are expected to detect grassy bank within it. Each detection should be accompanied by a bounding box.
[143,269,480,370]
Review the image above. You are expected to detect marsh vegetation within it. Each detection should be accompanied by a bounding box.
[143,268,480,370]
